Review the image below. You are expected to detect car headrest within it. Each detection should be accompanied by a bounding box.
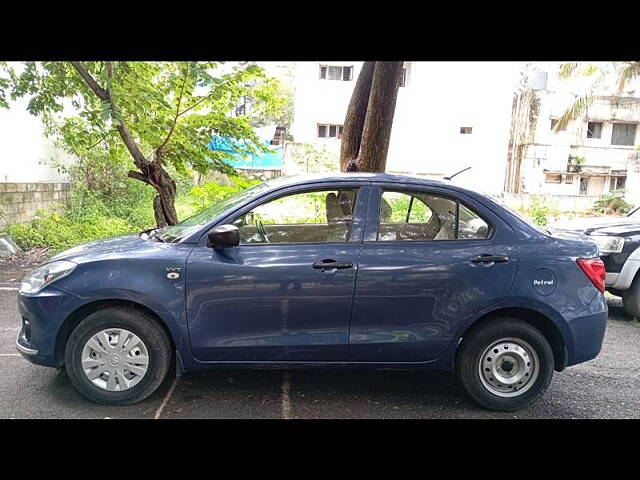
[326,193,344,223]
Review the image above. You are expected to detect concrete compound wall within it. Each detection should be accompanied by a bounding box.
[0,182,73,229]
[502,191,601,212]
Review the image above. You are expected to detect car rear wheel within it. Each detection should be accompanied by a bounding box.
[64,306,172,405]
[456,318,554,411]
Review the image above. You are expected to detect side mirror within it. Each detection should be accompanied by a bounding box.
[207,224,240,250]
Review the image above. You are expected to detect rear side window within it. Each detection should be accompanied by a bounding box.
[377,189,491,242]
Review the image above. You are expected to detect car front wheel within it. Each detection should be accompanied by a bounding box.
[621,275,640,319]
[456,318,554,411]
[64,306,172,405]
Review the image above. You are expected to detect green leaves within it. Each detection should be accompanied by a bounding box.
[555,62,632,132]
[0,61,285,178]
[553,94,595,132]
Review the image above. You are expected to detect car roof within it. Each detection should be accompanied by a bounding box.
[262,172,450,189]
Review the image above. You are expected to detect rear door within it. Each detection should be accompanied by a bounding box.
[348,184,518,363]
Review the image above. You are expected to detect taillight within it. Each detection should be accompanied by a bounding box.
[577,258,606,293]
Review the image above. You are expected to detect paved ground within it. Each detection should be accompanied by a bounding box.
[1,256,639,419]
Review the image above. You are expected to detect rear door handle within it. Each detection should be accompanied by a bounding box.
[470,254,509,264]
[313,259,354,270]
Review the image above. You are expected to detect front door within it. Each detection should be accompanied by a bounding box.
[348,185,518,363]
[186,184,369,362]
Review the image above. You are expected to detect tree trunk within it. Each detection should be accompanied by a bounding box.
[71,61,180,228]
[340,62,375,171]
[128,161,178,227]
[340,61,404,173]
[151,178,178,228]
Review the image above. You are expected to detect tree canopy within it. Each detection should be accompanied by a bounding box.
[553,61,640,131]
[0,61,286,225]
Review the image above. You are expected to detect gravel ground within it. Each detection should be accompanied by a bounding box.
[1,254,638,419]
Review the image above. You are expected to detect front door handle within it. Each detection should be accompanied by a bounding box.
[313,259,354,270]
[470,254,509,264]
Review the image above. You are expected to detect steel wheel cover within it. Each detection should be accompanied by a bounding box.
[81,328,150,392]
[478,337,540,398]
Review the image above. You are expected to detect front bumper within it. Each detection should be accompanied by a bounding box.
[16,287,80,367]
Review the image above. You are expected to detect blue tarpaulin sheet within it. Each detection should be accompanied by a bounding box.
[209,135,284,169]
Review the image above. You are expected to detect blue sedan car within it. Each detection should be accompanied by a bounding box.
[16,173,608,411]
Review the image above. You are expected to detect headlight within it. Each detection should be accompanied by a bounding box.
[19,260,77,294]
[592,235,625,254]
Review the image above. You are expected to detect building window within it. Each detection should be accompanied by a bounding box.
[318,123,344,138]
[610,176,626,191]
[545,173,562,184]
[399,68,407,87]
[319,65,353,81]
[579,177,589,195]
[460,127,473,134]
[586,121,603,139]
[563,174,574,184]
[611,123,637,146]
[550,119,566,131]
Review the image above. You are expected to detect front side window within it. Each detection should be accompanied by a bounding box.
[377,190,490,242]
[233,188,359,244]
[158,182,269,242]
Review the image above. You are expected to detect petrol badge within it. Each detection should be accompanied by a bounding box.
[531,268,556,296]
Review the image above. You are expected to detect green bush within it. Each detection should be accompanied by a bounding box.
[8,173,260,254]
[521,195,559,227]
[188,176,261,210]
[8,181,156,253]
[8,211,134,252]
[593,192,632,215]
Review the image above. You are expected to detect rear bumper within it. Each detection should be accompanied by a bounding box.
[565,304,608,367]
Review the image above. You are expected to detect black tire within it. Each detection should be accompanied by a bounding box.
[456,317,554,412]
[64,306,172,405]
[621,275,640,319]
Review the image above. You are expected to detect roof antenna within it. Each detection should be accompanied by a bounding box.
[443,166,471,181]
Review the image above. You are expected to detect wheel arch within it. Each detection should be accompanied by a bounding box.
[456,307,568,372]
[610,246,640,291]
[54,299,177,368]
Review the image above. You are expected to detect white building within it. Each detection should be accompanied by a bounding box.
[0,97,71,183]
[504,62,640,210]
[287,61,524,195]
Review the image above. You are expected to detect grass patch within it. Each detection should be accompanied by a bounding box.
[8,175,259,254]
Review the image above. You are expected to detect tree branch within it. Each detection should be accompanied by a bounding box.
[85,138,104,151]
[156,66,190,159]
[70,62,108,101]
[71,61,149,171]
[177,92,213,117]
[127,170,152,184]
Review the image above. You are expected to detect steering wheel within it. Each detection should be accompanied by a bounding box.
[256,219,269,243]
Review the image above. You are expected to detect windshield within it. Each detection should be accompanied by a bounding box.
[628,206,640,218]
[158,182,270,242]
